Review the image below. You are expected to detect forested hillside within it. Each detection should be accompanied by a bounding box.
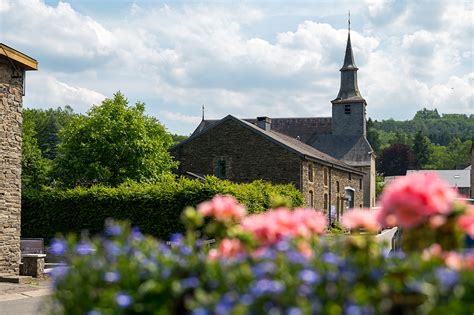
[368,108,473,176]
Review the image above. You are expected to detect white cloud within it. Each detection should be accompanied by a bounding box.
[24,72,106,112]
[1,0,471,135]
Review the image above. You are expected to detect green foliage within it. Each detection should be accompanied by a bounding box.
[377,144,418,176]
[425,138,472,170]
[53,92,177,187]
[171,133,188,145]
[21,116,52,191]
[375,175,385,198]
[23,106,76,159]
[21,177,303,241]
[413,131,432,168]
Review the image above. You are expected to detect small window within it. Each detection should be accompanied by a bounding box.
[359,178,363,190]
[217,159,226,179]
[336,181,340,193]
[345,105,351,115]
[308,163,313,182]
[348,173,352,181]
[309,191,314,208]
[323,193,328,210]
[323,168,328,186]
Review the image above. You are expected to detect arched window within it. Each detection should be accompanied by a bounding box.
[323,193,328,210]
[309,191,314,208]
[323,168,328,186]
[336,181,340,193]
[308,163,313,182]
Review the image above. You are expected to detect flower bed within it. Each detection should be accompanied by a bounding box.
[47,173,474,314]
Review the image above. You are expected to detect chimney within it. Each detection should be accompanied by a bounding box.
[256,116,271,131]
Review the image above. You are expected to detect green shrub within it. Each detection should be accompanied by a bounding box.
[22,176,303,242]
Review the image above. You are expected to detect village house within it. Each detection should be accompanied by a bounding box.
[0,43,37,275]
[171,28,376,219]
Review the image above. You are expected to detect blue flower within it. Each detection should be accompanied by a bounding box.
[435,267,459,289]
[276,239,290,251]
[75,242,94,256]
[104,271,120,283]
[180,245,192,256]
[323,252,341,265]
[287,307,302,315]
[181,277,199,289]
[115,292,133,308]
[170,233,184,244]
[49,239,67,256]
[299,269,320,284]
[240,294,254,305]
[287,250,307,264]
[345,304,363,315]
[130,226,144,240]
[252,262,276,278]
[103,240,121,257]
[191,307,209,315]
[251,279,285,296]
[86,311,102,315]
[50,266,69,281]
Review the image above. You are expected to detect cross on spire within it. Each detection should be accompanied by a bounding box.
[348,10,351,32]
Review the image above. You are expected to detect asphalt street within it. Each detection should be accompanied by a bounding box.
[0,296,46,315]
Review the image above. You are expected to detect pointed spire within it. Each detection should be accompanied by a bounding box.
[334,13,364,102]
[341,11,357,70]
[202,104,205,121]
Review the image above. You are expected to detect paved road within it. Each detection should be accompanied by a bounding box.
[0,296,46,315]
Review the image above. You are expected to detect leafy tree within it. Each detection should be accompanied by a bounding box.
[22,117,52,190]
[413,131,432,168]
[367,118,381,153]
[54,92,177,187]
[414,108,440,120]
[171,134,188,145]
[24,106,76,159]
[377,144,418,176]
[425,138,472,170]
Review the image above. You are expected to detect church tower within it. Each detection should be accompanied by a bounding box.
[331,19,367,137]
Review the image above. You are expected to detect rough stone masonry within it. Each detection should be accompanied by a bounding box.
[0,44,37,275]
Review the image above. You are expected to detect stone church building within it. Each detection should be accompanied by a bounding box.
[0,44,37,275]
[171,30,376,218]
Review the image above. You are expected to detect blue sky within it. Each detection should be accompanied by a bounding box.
[1,0,473,134]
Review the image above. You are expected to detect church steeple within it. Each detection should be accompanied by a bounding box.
[334,12,364,102]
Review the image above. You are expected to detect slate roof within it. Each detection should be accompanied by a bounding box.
[192,116,373,167]
[193,117,332,143]
[176,115,364,175]
[406,170,471,188]
[309,134,373,166]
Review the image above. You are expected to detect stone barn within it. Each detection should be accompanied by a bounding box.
[0,44,37,275]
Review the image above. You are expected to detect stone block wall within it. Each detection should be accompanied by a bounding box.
[0,58,23,275]
[301,160,363,221]
[172,119,302,190]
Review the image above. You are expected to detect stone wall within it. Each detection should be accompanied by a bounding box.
[301,160,363,221]
[172,119,302,190]
[0,58,23,275]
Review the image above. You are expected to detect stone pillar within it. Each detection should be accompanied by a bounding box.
[0,44,37,275]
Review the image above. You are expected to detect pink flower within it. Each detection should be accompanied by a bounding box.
[341,208,381,232]
[429,215,447,229]
[197,195,246,221]
[422,243,443,260]
[378,172,458,228]
[219,238,245,257]
[458,206,474,238]
[241,208,326,245]
[444,251,463,270]
[208,239,245,259]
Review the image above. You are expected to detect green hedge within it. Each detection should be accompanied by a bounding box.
[22,177,303,241]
